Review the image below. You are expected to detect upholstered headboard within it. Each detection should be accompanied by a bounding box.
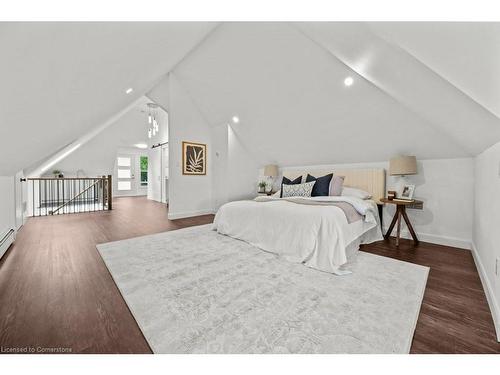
[281,168,386,204]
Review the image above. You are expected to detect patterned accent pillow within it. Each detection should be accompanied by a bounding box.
[281,181,316,198]
[280,175,302,198]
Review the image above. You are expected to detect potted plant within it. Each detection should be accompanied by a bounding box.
[52,170,64,178]
[258,181,267,193]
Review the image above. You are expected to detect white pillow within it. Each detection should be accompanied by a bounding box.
[341,186,372,200]
[272,190,281,198]
[282,181,316,198]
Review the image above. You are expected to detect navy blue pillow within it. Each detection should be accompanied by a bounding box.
[280,176,302,198]
[306,173,333,197]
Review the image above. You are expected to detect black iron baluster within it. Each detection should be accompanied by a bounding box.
[56,179,59,215]
[78,179,81,213]
[32,180,35,217]
[40,180,42,216]
[101,177,104,211]
[43,180,46,216]
[85,180,88,212]
[50,179,52,215]
[61,179,64,215]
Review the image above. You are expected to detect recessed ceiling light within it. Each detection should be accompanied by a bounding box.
[344,77,354,86]
[126,87,134,94]
[135,143,148,149]
[232,116,240,124]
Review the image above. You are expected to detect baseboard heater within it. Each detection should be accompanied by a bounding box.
[0,229,15,260]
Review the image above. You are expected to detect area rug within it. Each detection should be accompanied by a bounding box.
[97,224,429,354]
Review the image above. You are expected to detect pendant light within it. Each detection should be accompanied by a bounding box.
[146,103,160,139]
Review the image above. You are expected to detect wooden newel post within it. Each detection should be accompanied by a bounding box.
[107,174,112,210]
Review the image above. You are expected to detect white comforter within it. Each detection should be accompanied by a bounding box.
[212,196,383,275]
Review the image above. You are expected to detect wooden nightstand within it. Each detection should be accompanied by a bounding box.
[380,198,423,247]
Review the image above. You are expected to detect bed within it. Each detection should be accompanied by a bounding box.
[213,168,385,275]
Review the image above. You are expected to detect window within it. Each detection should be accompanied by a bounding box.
[140,156,148,186]
[117,157,131,167]
[117,181,131,191]
[117,169,131,179]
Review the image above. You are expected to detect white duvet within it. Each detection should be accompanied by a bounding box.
[212,196,383,275]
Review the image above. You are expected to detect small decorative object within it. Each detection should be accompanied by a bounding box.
[182,141,206,175]
[387,190,397,200]
[258,181,267,193]
[399,184,415,200]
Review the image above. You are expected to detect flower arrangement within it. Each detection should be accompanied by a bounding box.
[258,181,267,193]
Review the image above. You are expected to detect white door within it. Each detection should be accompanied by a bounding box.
[116,155,136,196]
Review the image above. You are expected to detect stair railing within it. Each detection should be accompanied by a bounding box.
[26,175,112,217]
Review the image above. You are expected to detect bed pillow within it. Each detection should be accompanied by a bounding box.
[281,181,316,198]
[329,175,345,196]
[282,175,302,185]
[305,173,333,196]
[341,186,372,200]
[280,175,302,197]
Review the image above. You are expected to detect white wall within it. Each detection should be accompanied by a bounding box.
[167,73,213,219]
[14,170,27,229]
[0,176,15,237]
[211,125,229,210]
[261,157,474,249]
[386,158,473,248]
[473,141,500,341]
[226,125,260,202]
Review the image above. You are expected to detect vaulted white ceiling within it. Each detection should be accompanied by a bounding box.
[2,22,500,175]
[0,22,216,175]
[52,96,162,176]
[366,22,500,118]
[172,22,500,166]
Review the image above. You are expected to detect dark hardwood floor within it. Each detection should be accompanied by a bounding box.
[0,196,498,353]
[362,240,500,353]
[0,197,213,354]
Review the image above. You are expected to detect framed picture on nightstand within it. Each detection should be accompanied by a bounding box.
[399,184,415,200]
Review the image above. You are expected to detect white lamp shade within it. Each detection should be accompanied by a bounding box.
[389,156,417,176]
[263,164,279,177]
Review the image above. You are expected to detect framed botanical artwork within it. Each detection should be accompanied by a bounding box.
[182,141,207,175]
[399,184,415,200]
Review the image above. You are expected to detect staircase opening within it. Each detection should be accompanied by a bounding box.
[27,176,112,217]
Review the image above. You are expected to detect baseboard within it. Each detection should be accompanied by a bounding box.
[382,226,471,250]
[114,194,147,198]
[0,229,15,260]
[471,242,500,342]
[168,209,215,220]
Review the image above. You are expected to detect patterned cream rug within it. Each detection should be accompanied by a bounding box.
[97,225,428,353]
